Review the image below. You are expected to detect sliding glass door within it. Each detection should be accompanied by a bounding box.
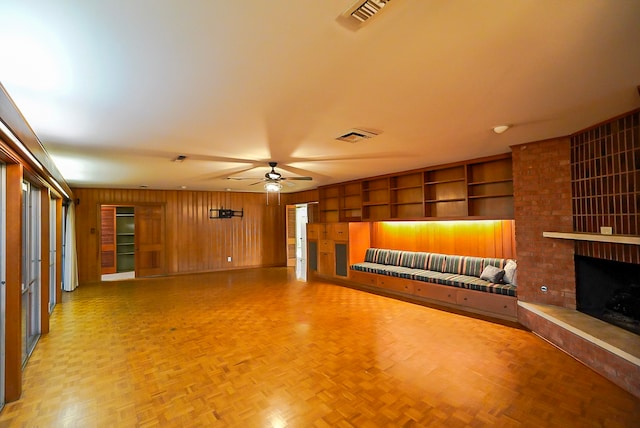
[21,181,40,365]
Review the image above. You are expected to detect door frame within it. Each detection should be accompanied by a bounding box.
[0,162,6,410]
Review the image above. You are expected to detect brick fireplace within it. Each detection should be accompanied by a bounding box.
[511,110,640,398]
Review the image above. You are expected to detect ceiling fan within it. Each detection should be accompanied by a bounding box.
[227,162,312,191]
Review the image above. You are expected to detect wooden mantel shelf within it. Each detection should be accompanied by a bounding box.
[543,231,640,246]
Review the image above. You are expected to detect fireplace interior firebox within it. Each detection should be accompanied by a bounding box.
[575,255,640,335]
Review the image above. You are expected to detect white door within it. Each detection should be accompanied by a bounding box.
[295,204,308,281]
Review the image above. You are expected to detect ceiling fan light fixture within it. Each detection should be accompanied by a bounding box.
[265,161,282,180]
[264,181,282,192]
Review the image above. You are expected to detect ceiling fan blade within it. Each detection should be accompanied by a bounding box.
[281,176,312,181]
[249,180,265,186]
[226,177,263,181]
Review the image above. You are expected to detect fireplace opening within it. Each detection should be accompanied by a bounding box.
[575,255,640,335]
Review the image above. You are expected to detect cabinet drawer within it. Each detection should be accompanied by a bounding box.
[349,270,377,286]
[377,276,414,294]
[307,223,320,240]
[413,281,457,304]
[319,239,334,253]
[329,223,349,241]
[456,289,517,317]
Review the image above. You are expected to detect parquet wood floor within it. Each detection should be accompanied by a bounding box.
[1,267,638,427]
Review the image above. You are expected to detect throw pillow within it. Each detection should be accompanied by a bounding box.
[503,259,517,285]
[480,265,505,283]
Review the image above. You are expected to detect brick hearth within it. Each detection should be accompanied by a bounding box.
[511,110,640,399]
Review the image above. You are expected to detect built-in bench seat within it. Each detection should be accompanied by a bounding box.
[350,248,518,319]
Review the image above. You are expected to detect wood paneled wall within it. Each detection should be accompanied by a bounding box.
[369,220,516,259]
[73,188,287,283]
[283,189,319,205]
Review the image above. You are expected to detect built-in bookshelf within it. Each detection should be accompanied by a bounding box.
[340,182,362,222]
[467,157,514,218]
[115,206,135,272]
[316,153,514,222]
[424,165,467,218]
[318,185,340,223]
[390,172,423,219]
[362,177,390,220]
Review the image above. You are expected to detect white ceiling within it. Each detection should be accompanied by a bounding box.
[1,0,639,193]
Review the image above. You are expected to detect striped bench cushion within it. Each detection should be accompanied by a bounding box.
[353,249,516,297]
[428,253,447,272]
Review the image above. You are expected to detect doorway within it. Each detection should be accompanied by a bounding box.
[101,205,135,280]
[100,204,166,280]
[21,181,41,365]
[286,204,310,281]
[295,205,308,281]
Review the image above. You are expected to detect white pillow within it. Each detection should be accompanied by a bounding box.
[503,259,517,285]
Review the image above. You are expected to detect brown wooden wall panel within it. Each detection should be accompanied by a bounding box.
[369,220,516,259]
[72,188,287,283]
[5,163,23,401]
[283,189,319,205]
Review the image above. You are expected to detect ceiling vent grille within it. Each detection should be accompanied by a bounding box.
[337,0,393,30]
[336,128,379,143]
[350,0,392,23]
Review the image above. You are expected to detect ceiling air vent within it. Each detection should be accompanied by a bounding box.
[336,128,379,143]
[350,0,392,23]
[337,0,393,30]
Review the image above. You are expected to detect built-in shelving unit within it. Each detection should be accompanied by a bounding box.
[424,165,467,218]
[390,172,423,219]
[340,182,362,222]
[362,177,390,220]
[318,185,340,223]
[466,157,514,218]
[316,153,514,222]
[115,206,135,272]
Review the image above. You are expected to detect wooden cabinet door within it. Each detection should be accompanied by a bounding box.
[329,222,349,241]
[135,204,166,277]
[100,206,116,275]
[307,223,320,240]
[318,251,334,276]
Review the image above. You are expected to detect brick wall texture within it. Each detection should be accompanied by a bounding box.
[512,137,576,308]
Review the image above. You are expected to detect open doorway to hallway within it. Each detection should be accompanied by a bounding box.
[286,203,314,281]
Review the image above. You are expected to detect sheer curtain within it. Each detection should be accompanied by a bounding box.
[63,201,78,292]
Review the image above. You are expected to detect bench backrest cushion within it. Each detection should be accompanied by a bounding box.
[411,252,430,270]
[386,250,403,266]
[461,256,485,277]
[365,248,390,264]
[428,253,447,272]
[398,251,415,268]
[444,255,464,274]
[483,257,506,269]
